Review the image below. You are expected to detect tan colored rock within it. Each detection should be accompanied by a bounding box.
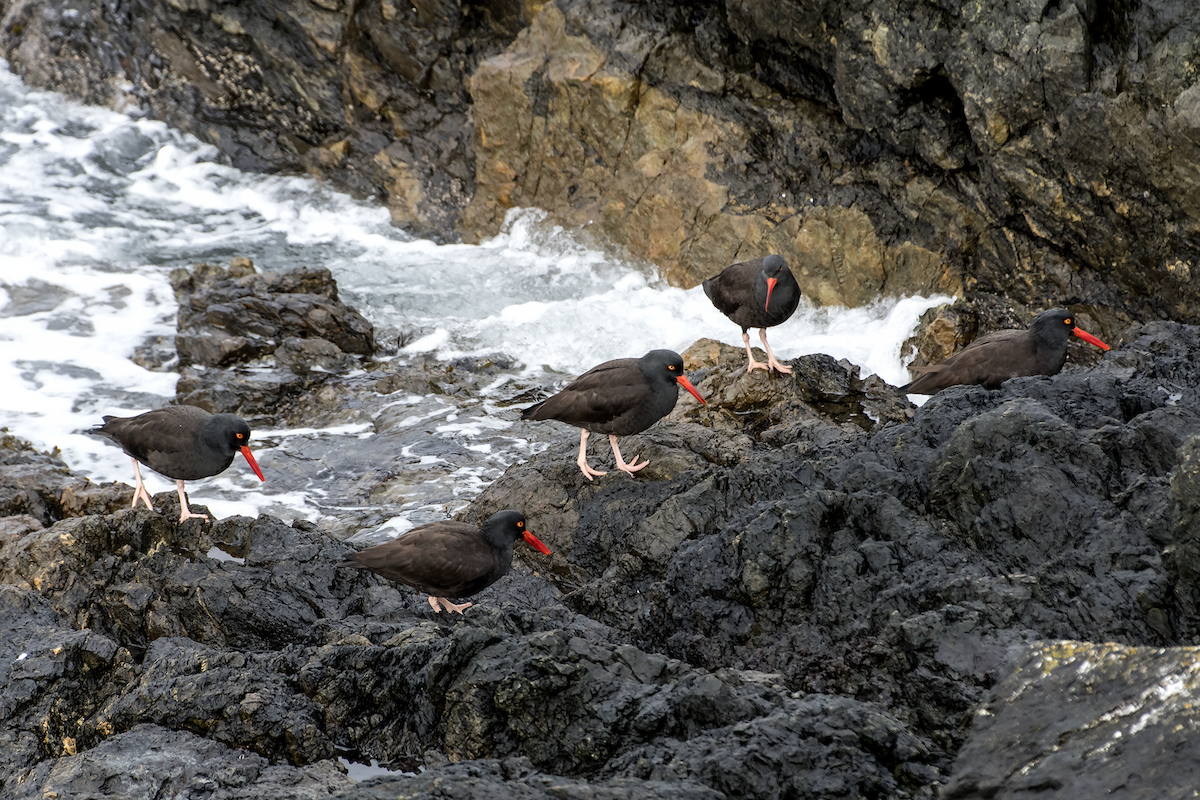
[464,3,960,306]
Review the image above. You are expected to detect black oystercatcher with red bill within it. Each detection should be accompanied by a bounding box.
[90,405,265,523]
[521,349,706,480]
[703,254,801,374]
[902,307,1111,395]
[338,510,551,614]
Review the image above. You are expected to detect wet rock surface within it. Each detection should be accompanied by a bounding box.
[4,319,1198,797]
[942,641,1200,799]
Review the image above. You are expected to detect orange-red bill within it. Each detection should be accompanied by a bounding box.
[1072,327,1110,351]
[241,445,266,481]
[765,276,777,311]
[676,376,706,405]
[523,530,551,554]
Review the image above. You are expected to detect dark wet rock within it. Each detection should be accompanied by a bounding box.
[0,431,134,527]
[468,320,1200,775]
[175,362,333,419]
[674,338,915,436]
[169,261,375,417]
[276,336,357,375]
[6,723,354,799]
[4,321,1200,797]
[348,758,722,799]
[2,457,936,797]
[942,641,1200,798]
[173,262,375,369]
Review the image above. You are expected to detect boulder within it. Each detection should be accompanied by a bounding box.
[942,641,1200,798]
[173,262,375,369]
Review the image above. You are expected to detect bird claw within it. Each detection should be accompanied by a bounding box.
[578,460,608,480]
[132,486,155,511]
[768,359,793,374]
[746,358,792,375]
[429,596,472,614]
[178,508,210,523]
[616,457,648,475]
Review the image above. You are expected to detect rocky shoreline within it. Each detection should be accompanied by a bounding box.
[3,262,1200,796]
[4,0,1199,339]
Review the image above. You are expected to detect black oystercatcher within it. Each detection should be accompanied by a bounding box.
[902,307,1111,395]
[338,510,551,614]
[703,254,801,374]
[90,406,265,522]
[521,349,706,480]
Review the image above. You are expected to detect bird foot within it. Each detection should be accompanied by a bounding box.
[429,596,472,614]
[745,359,771,373]
[616,456,648,475]
[178,508,210,523]
[131,487,155,511]
[577,458,608,481]
[746,358,792,374]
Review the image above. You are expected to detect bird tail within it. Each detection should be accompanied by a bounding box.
[87,417,117,436]
[519,400,546,420]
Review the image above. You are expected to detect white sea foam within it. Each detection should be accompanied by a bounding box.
[0,60,952,527]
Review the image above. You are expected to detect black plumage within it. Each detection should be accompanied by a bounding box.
[902,307,1110,395]
[703,254,801,374]
[338,510,550,614]
[521,349,705,480]
[90,405,264,522]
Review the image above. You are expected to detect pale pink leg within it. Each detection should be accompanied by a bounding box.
[429,596,472,614]
[609,435,648,475]
[759,328,793,374]
[742,331,770,373]
[175,480,209,523]
[576,430,607,480]
[130,459,155,511]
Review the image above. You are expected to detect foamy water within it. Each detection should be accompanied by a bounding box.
[0,61,952,532]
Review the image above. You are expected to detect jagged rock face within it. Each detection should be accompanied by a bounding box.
[3,0,1199,330]
[0,493,940,798]
[170,262,374,415]
[943,641,1200,798]
[467,321,1200,764]
[463,0,1200,329]
[0,0,528,239]
[463,2,957,307]
[2,321,1200,797]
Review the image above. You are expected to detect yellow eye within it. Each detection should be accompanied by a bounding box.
[1064,318,1072,325]
[517,521,524,528]
[668,365,677,371]
[236,433,244,439]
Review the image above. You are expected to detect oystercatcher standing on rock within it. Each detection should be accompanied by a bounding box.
[902,307,1111,395]
[521,349,706,480]
[703,254,801,374]
[90,405,265,522]
[338,510,550,614]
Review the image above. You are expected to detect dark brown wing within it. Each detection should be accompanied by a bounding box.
[339,522,501,598]
[92,406,215,474]
[521,358,648,427]
[904,330,1033,393]
[703,259,761,321]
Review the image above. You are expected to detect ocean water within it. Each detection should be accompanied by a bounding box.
[0,61,953,535]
